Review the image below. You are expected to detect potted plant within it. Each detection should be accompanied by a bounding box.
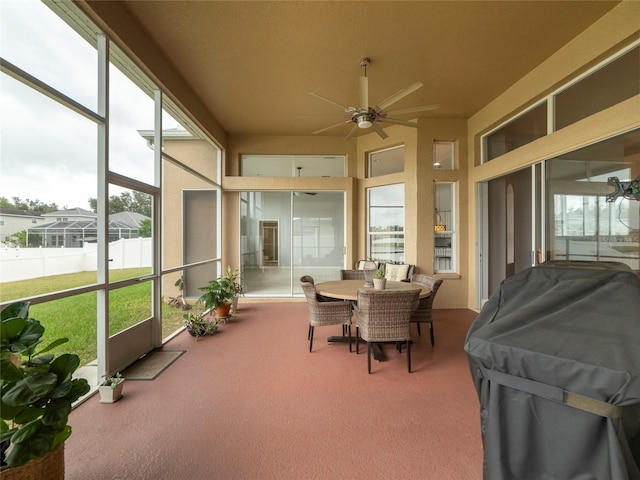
[198,274,235,319]
[222,266,245,313]
[182,311,218,338]
[373,268,386,290]
[167,275,191,311]
[98,372,125,403]
[0,301,90,478]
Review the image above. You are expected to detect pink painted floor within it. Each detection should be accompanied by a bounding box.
[66,302,483,479]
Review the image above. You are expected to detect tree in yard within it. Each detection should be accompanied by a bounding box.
[89,191,152,216]
[138,218,152,237]
[0,196,59,213]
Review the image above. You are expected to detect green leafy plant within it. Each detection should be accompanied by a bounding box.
[373,268,385,280]
[0,301,90,467]
[100,372,123,388]
[198,276,235,311]
[222,266,245,297]
[183,312,218,338]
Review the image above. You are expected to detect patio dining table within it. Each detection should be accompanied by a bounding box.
[315,279,431,361]
[316,279,431,301]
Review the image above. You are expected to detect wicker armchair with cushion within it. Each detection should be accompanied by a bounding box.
[410,274,443,346]
[300,276,353,352]
[383,263,414,282]
[354,288,420,373]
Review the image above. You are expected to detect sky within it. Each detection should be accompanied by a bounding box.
[0,0,181,211]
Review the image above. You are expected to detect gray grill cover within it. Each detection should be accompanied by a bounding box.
[465,262,640,479]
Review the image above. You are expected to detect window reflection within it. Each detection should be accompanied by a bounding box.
[368,184,405,263]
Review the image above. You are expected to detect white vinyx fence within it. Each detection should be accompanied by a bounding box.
[0,237,152,283]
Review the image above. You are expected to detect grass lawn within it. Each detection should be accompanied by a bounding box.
[1,269,196,366]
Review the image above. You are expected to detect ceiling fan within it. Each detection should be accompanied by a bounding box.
[308,58,439,140]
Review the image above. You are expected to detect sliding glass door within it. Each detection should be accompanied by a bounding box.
[240,191,345,296]
[545,130,639,269]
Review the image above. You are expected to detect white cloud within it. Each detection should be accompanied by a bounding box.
[0,0,160,210]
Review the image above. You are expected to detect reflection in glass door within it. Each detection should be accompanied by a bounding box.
[261,221,279,267]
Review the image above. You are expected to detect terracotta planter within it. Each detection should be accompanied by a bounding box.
[99,379,125,403]
[0,442,65,480]
[214,301,232,318]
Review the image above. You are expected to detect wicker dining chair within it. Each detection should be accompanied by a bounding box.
[340,269,365,280]
[410,274,443,346]
[300,276,353,352]
[354,288,420,373]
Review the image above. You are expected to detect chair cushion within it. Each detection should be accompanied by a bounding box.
[384,264,411,282]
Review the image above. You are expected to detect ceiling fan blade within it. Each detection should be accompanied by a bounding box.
[376,82,423,111]
[345,124,360,141]
[385,104,440,115]
[359,76,368,110]
[370,122,389,139]
[308,92,355,112]
[378,117,423,128]
[312,119,353,135]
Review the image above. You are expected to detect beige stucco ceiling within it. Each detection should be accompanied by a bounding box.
[117,0,620,139]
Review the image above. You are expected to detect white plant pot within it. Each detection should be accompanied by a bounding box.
[99,379,125,403]
[373,278,386,290]
[231,295,240,313]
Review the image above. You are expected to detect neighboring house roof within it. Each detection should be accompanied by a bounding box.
[28,219,138,232]
[42,207,96,217]
[32,210,149,229]
[110,211,149,228]
[0,208,43,218]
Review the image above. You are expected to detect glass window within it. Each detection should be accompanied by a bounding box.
[106,185,153,282]
[484,102,547,162]
[181,190,219,298]
[433,142,454,170]
[242,155,345,177]
[0,1,224,384]
[108,49,156,186]
[434,183,456,273]
[368,146,404,177]
[0,0,98,111]
[109,282,152,335]
[368,184,404,263]
[546,129,639,270]
[555,46,640,130]
[0,72,98,290]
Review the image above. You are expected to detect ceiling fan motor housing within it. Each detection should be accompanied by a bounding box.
[354,111,376,128]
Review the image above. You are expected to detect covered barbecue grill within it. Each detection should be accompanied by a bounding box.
[464,262,640,479]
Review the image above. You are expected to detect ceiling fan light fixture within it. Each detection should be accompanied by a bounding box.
[358,118,373,129]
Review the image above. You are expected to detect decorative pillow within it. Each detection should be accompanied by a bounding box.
[384,264,411,282]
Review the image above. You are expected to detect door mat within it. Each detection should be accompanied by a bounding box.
[122,350,185,380]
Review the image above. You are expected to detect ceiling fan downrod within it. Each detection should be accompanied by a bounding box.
[360,57,370,76]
